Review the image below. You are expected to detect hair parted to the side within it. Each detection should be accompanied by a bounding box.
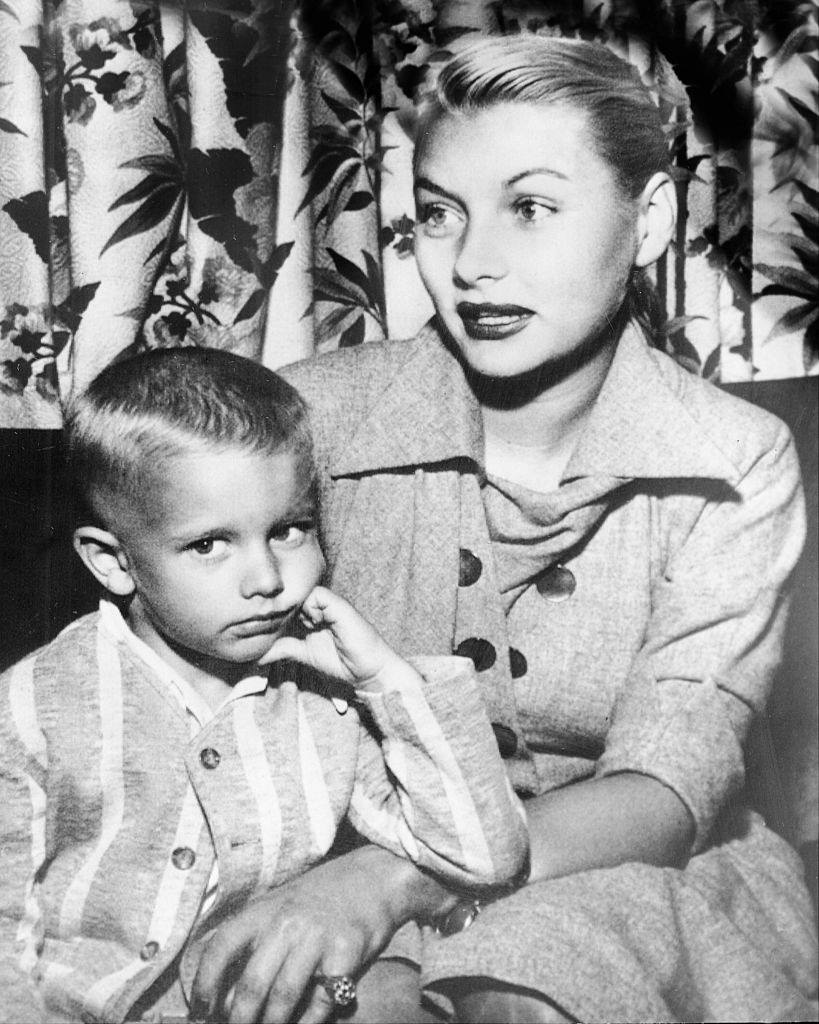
[414,34,671,198]
[65,347,316,525]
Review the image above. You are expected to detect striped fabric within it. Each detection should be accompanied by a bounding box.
[0,608,527,1024]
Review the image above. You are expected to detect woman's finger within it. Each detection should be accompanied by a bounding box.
[294,981,336,1024]
[258,963,332,1024]
[229,936,321,1024]
[190,926,253,1021]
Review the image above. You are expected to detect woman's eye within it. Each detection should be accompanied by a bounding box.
[188,537,226,557]
[416,201,459,235]
[514,198,554,223]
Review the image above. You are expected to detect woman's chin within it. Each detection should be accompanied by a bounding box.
[455,340,555,382]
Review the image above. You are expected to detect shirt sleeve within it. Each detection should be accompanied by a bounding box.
[345,654,530,892]
[0,661,51,1024]
[597,422,806,851]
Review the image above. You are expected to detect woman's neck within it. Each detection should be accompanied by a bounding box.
[475,331,617,490]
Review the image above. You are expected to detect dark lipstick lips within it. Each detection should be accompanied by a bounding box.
[456,302,534,340]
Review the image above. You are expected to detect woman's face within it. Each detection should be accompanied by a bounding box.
[413,101,643,380]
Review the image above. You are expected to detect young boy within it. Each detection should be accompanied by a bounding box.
[0,348,528,1024]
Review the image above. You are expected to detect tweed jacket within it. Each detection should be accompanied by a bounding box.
[0,602,527,1024]
[282,321,805,854]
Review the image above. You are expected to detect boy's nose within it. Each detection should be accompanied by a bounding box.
[241,549,283,599]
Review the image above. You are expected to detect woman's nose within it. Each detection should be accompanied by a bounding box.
[453,221,508,287]
[241,547,283,599]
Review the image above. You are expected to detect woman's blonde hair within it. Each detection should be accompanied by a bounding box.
[415,34,671,198]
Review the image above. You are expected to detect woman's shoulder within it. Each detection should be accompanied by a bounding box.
[646,344,795,475]
[279,332,432,410]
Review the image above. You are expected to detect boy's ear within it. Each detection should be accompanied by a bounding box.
[634,172,677,269]
[73,526,136,597]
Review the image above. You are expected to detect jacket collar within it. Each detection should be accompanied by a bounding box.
[563,323,741,484]
[331,321,483,476]
[330,320,740,485]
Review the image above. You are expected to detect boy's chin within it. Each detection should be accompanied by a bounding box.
[220,636,281,667]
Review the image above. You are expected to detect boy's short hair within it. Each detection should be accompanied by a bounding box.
[65,346,315,527]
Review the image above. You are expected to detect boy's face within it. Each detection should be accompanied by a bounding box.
[114,446,324,677]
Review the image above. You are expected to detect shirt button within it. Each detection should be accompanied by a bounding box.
[171,846,196,870]
[491,723,518,758]
[458,548,483,587]
[509,648,527,678]
[140,940,160,961]
[454,638,496,672]
[536,565,576,602]
[200,747,221,769]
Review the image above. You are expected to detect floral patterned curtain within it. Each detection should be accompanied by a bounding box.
[0,0,816,429]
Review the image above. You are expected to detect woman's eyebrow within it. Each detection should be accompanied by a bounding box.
[413,176,461,204]
[506,167,569,187]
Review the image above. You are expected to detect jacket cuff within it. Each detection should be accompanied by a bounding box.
[596,676,746,851]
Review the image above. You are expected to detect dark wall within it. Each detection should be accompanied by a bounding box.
[1,430,97,670]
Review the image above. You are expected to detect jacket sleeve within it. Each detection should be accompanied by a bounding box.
[345,654,529,892]
[0,660,50,1024]
[597,422,806,851]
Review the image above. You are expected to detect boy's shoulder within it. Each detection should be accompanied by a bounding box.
[1,611,102,689]
[0,612,106,754]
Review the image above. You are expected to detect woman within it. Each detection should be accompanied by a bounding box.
[191,35,817,1023]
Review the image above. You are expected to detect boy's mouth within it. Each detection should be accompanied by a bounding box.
[232,610,294,637]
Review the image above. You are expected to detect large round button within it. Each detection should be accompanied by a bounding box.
[454,638,496,672]
[200,747,221,769]
[509,648,528,679]
[171,846,196,870]
[491,723,518,758]
[140,940,160,961]
[458,548,483,587]
[536,565,576,602]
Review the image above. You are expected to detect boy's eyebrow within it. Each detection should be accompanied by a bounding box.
[281,500,316,521]
[168,523,231,542]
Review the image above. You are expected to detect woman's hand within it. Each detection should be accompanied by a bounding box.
[261,586,408,691]
[190,844,453,1024]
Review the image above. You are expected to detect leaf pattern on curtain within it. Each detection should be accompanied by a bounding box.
[0,0,295,426]
[0,0,816,428]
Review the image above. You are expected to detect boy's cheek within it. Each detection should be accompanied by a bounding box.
[308,536,327,583]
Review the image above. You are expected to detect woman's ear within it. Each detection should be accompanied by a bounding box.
[73,526,136,597]
[634,172,677,269]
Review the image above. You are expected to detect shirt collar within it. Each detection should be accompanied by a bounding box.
[329,320,740,485]
[99,599,268,727]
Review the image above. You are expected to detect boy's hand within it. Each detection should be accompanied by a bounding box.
[260,586,405,690]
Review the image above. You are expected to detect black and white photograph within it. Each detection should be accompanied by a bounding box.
[1,2,817,1022]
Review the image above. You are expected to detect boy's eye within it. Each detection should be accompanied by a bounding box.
[188,537,226,557]
[270,521,314,546]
